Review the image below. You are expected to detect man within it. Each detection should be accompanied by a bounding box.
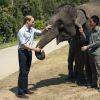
[67,38,76,81]
[79,15,100,91]
[72,30,86,85]
[17,15,51,98]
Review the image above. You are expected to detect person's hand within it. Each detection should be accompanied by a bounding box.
[79,26,84,33]
[31,47,41,52]
[81,46,88,51]
[45,24,52,30]
[35,47,41,52]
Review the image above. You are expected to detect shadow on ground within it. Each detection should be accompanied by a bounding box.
[9,74,76,96]
[30,74,75,90]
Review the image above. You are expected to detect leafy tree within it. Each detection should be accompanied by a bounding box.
[0,0,9,6]
[0,12,17,44]
[21,2,32,16]
[0,0,89,45]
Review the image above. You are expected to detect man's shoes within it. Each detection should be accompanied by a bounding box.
[24,90,34,94]
[65,76,73,80]
[86,82,92,88]
[91,83,97,88]
[98,88,100,92]
[89,83,97,88]
[17,93,29,98]
[77,81,86,86]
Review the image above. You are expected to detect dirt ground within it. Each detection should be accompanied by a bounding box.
[0,46,100,100]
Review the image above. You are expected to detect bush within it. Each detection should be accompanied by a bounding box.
[33,20,47,39]
[0,12,17,44]
[34,20,47,30]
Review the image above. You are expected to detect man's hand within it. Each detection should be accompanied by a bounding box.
[32,47,41,52]
[79,26,84,33]
[81,46,88,51]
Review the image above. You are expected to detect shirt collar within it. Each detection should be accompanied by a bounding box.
[92,26,99,32]
[23,25,32,33]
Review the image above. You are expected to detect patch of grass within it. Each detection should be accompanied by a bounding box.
[0,40,18,49]
[0,36,41,49]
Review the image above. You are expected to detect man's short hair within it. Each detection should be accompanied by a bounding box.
[24,15,34,24]
[91,15,99,25]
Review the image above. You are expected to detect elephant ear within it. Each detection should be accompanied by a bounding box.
[75,9,89,27]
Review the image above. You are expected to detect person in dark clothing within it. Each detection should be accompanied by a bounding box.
[66,31,86,85]
[72,28,86,85]
[72,24,92,86]
[79,23,92,86]
[80,15,100,91]
[67,38,76,81]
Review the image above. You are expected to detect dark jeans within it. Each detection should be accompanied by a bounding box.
[83,52,92,84]
[74,51,92,84]
[89,54,97,85]
[95,55,100,88]
[18,49,32,94]
[68,50,75,78]
[74,52,85,83]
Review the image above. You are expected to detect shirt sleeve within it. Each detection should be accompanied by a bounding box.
[88,31,100,49]
[17,30,26,44]
[33,28,42,34]
[88,41,100,49]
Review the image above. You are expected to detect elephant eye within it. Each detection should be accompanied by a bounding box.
[58,23,64,29]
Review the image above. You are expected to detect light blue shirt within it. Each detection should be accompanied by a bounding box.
[17,25,41,49]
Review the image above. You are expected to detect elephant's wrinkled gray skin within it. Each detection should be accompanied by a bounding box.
[35,4,88,60]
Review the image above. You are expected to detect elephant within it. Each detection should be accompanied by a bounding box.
[35,0,100,60]
[35,1,100,85]
[35,4,89,60]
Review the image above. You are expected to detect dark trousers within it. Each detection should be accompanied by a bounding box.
[83,52,92,84]
[18,49,32,93]
[89,54,97,85]
[74,51,92,84]
[95,55,100,88]
[74,52,85,83]
[68,49,75,78]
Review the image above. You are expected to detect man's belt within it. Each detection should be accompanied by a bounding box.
[18,48,31,51]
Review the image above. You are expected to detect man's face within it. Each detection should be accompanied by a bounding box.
[27,18,35,27]
[88,19,96,29]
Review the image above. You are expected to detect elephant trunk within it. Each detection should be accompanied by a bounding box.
[36,26,58,48]
[36,35,55,49]
[35,29,57,60]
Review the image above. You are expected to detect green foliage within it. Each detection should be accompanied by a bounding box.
[0,12,17,44]
[0,0,9,6]
[34,20,47,39]
[0,0,89,46]
[71,0,89,4]
[34,20,47,30]
[21,2,32,17]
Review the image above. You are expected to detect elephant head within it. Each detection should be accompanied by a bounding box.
[35,4,89,60]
